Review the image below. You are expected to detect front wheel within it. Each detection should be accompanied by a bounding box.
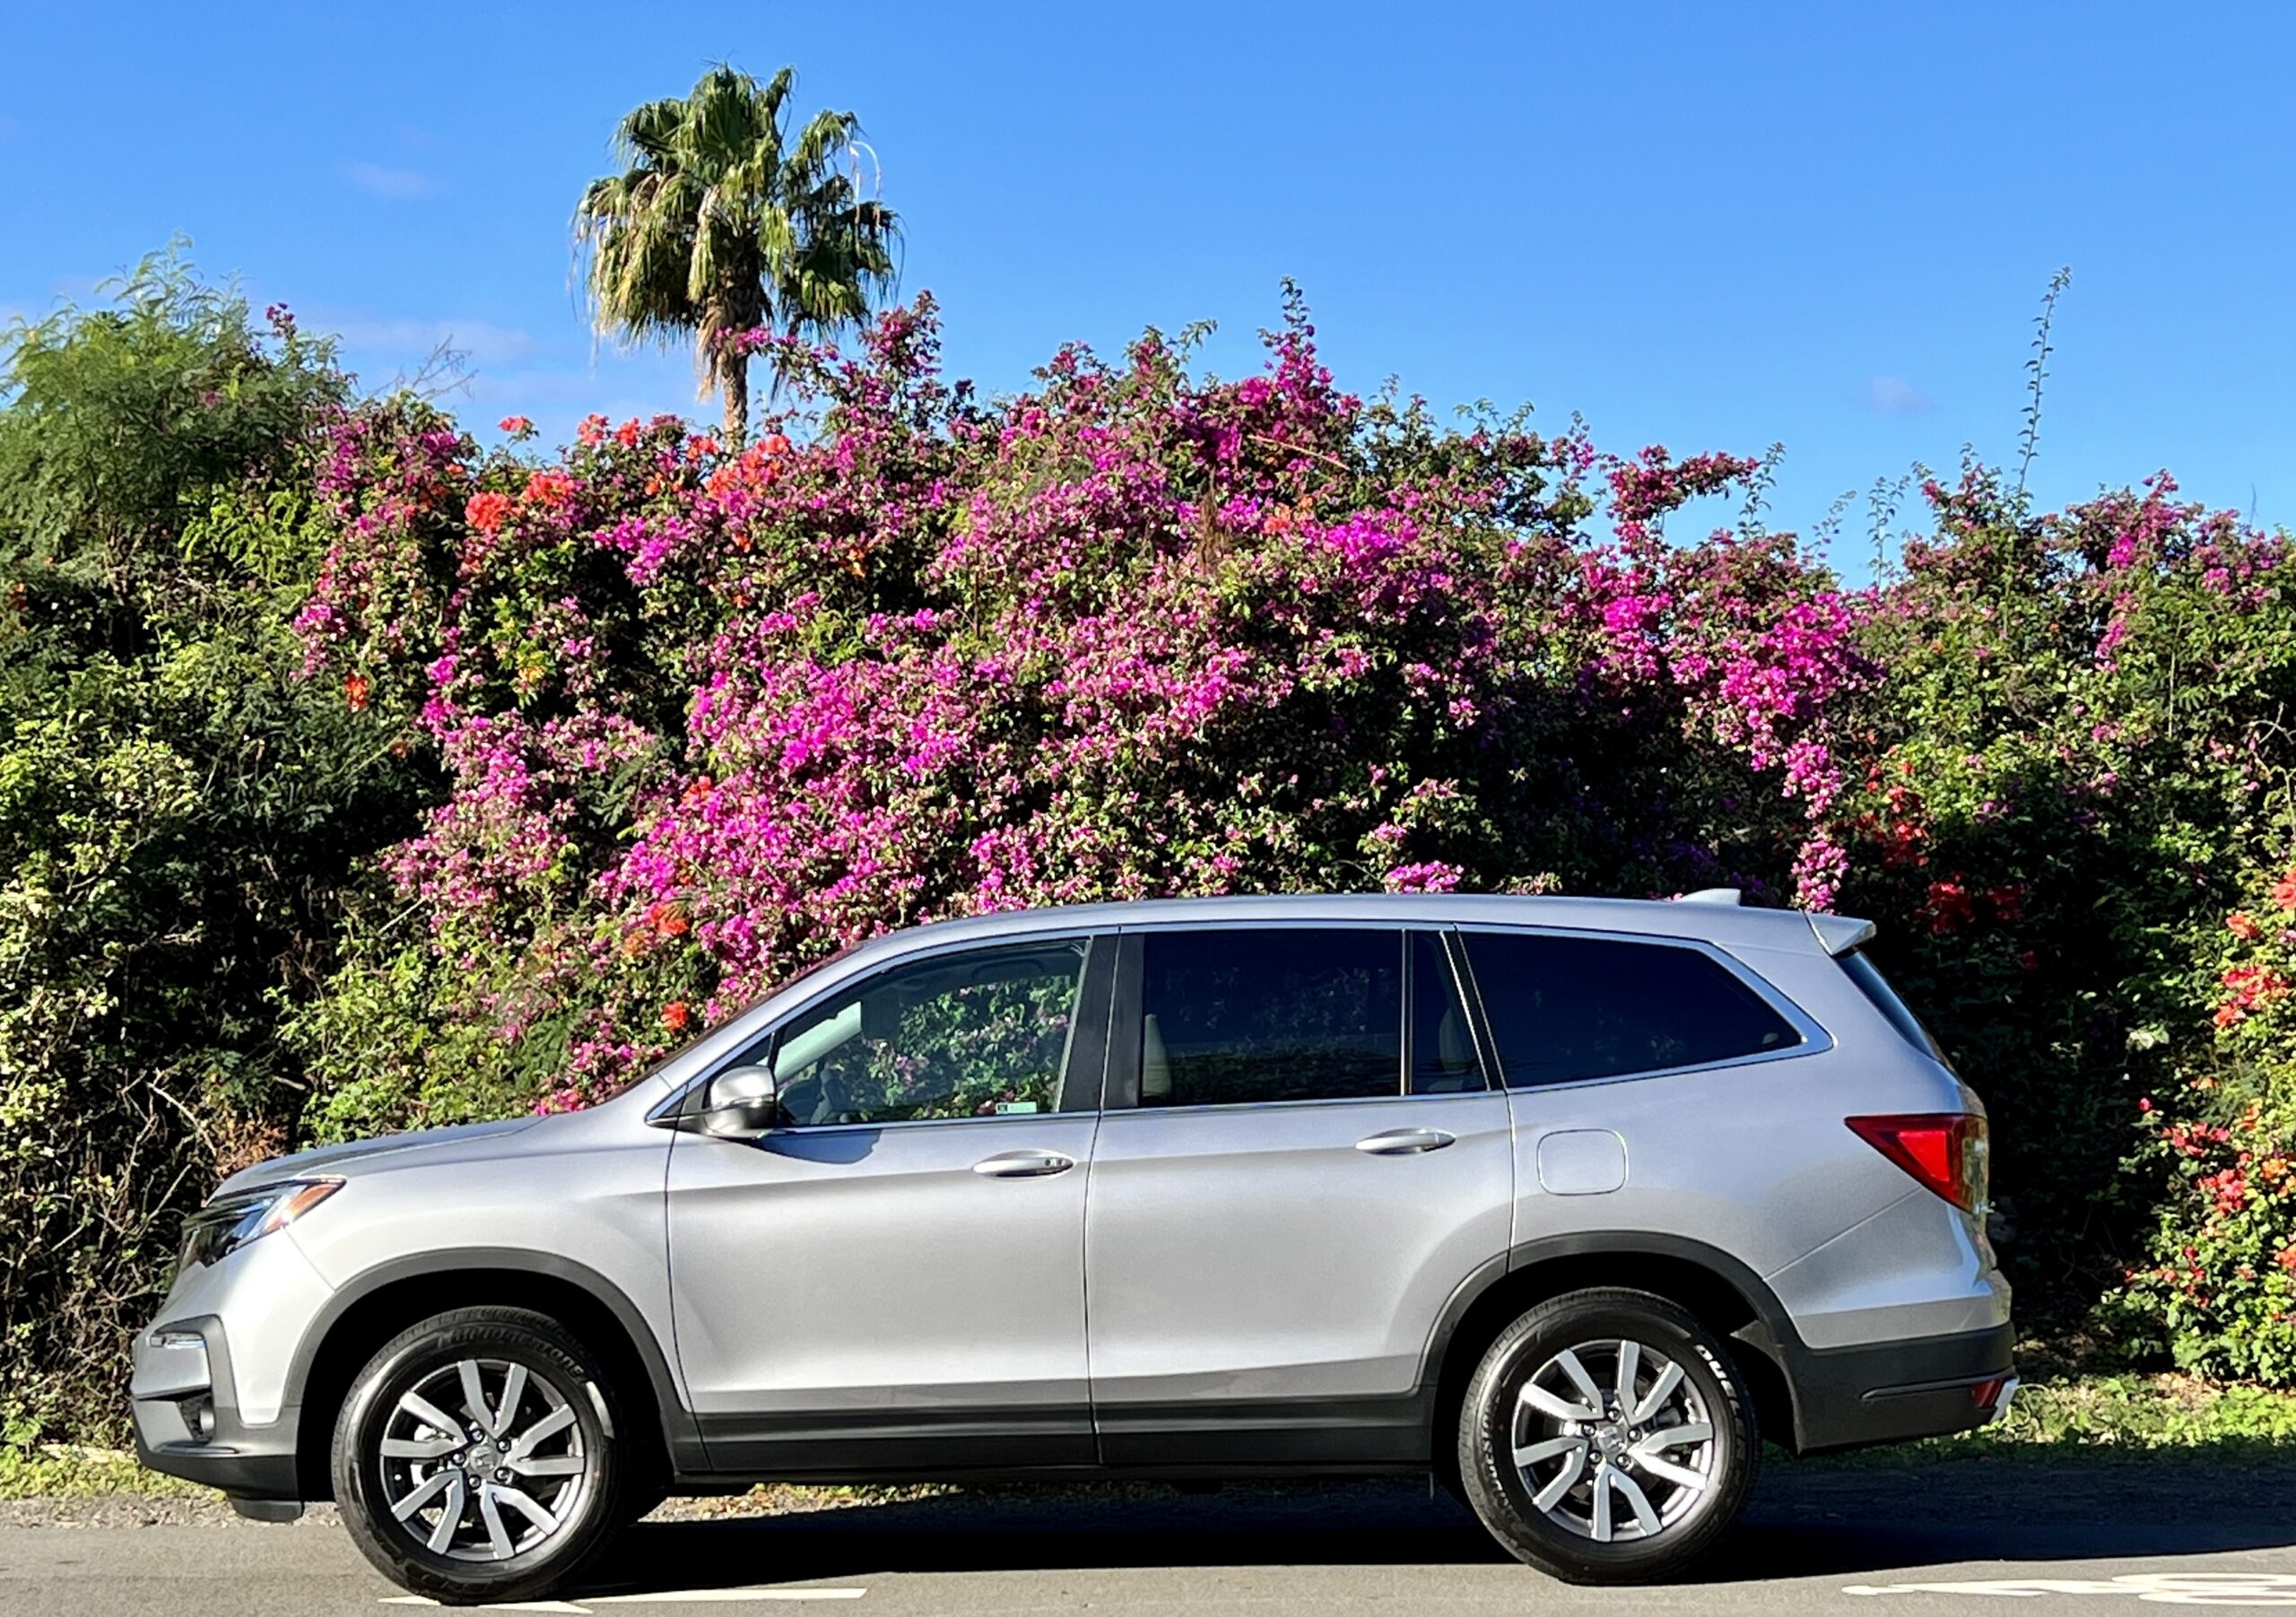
[331,1306,628,1604]
[1456,1287,1758,1584]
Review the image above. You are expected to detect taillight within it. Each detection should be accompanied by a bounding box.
[1847,1112,1988,1213]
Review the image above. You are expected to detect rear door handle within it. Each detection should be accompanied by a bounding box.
[1355,1128,1457,1156]
[972,1149,1076,1178]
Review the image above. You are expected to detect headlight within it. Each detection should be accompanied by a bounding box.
[178,1178,344,1271]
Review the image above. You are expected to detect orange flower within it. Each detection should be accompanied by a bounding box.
[760,432,792,456]
[2230,910,2264,941]
[344,674,371,712]
[497,414,533,435]
[614,419,640,448]
[524,470,577,509]
[465,491,513,534]
[2274,871,2296,911]
[662,1000,691,1034]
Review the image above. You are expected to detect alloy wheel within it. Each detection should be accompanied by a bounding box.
[1509,1336,1718,1543]
[377,1357,589,1561]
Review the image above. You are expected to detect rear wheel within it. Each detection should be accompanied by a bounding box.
[331,1306,627,1604]
[1457,1287,1757,1584]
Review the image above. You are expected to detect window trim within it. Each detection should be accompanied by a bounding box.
[1103,921,1464,1116]
[647,930,1115,1131]
[1407,928,1499,1096]
[1451,924,1831,1094]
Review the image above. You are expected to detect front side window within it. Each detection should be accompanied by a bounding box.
[1137,927,1403,1108]
[764,938,1091,1126]
[1462,930,1802,1088]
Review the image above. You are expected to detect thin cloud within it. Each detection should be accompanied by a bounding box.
[1865,375,1935,416]
[344,161,439,200]
[319,311,536,368]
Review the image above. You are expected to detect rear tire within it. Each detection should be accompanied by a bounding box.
[1457,1287,1758,1584]
[331,1306,628,1604]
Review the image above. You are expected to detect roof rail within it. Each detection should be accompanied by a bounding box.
[1676,888,1743,906]
[1808,911,1878,955]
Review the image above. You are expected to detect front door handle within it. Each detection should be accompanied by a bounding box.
[972,1149,1076,1178]
[1355,1127,1457,1156]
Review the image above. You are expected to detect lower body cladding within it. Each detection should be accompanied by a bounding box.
[133,1318,2018,1505]
[1766,1320,2020,1452]
[666,1319,2016,1482]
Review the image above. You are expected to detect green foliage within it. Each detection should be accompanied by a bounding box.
[4,254,2296,1452]
[0,259,427,1441]
[1835,467,2296,1333]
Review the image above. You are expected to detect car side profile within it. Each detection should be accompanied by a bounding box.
[133,891,2013,1601]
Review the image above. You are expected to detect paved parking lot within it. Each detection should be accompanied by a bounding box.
[3,1457,2292,1615]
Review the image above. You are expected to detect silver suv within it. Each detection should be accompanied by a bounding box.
[134,892,2013,1600]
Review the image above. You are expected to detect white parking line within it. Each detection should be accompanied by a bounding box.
[1845,1572,2296,1604]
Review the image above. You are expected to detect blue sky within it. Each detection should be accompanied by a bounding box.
[5,1,2292,569]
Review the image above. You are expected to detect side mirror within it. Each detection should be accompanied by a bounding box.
[700,1065,779,1139]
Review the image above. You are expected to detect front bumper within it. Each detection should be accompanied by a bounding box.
[129,1234,334,1501]
[1778,1319,2017,1454]
[129,1312,304,1500]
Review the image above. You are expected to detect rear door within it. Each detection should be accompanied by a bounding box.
[1084,924,1514,1465]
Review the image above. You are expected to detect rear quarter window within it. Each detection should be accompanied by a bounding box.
[1462,931,1803,1088]
[1839,948,1952,1065]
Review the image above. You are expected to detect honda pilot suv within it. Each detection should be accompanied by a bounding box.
[135,892,2013,1601]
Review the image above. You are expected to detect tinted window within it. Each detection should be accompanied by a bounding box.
[767,938,1089,1125]
[1137,928,1401,1107]
[1463,931,1800,1087]
[1411,932,1485,1094]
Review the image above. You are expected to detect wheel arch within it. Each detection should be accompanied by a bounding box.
[1422,1233,1804,1491]
[286,1251,700,1500]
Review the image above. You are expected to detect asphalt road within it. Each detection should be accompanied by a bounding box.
[4,1458,2294,1615]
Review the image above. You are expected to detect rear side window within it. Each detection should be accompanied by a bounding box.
[1839,949,1950,1065]
[1137,928,1401,1107]
[1461,931,1801,1088]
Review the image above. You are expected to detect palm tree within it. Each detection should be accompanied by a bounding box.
[574,65,899,443]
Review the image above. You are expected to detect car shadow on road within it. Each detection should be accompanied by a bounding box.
[570,1458,2296,1597]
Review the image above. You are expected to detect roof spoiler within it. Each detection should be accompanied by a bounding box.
[1808,911,1877,955]
[1676,888,1742,905]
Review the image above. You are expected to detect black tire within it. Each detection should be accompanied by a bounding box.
[331,1306,629,1604]
[1456,1287,1758,1584]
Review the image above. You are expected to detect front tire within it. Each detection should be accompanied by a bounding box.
[1457,1287,1758,1584]
[331,1306,627,1604]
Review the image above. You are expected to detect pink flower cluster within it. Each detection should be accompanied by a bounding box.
[292,295,1900,1101]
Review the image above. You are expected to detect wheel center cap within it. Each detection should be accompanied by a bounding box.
[469,1442,500,1474]
[1596,1424,1627,1456]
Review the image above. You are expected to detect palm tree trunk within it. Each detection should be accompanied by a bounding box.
[721,355,750,446]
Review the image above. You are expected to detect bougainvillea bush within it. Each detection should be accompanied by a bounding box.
[279,292,2296,1384]
[11,266,2296,1444]
[1827,471,2296,1377]
[285,291,1874,1130]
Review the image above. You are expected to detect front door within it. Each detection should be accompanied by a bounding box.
[1085,925,1514,1465]
[667,932,1112,1474]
